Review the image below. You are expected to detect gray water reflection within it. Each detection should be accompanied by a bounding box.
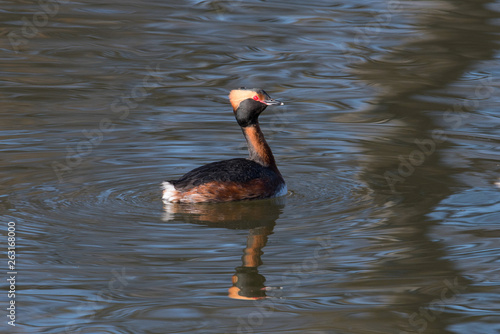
[353,0,499,333]
[1,0,500,333]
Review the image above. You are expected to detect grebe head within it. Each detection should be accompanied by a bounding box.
[229,88,283,127]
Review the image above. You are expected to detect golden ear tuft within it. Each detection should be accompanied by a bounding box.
[229,89,257,110]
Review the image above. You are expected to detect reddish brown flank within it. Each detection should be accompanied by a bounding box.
[170,179,276,203]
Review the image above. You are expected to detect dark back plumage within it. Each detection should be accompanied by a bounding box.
[171,158,279,191]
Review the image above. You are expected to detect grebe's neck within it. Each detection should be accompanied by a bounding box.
[242,123,279,171]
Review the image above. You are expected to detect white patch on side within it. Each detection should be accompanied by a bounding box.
[162,181,178,203]
[273,183,288,198]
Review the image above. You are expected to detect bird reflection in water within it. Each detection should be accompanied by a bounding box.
[163,197,285,300]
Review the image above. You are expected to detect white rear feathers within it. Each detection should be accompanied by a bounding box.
[162,182,178,203]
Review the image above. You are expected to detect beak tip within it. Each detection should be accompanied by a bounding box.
[264,100,284,106]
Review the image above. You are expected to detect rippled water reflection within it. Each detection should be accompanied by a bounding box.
[2,0,500,333]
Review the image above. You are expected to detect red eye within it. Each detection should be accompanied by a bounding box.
[253,95,259,101]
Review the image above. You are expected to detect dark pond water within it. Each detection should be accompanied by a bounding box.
[2,0,500,333]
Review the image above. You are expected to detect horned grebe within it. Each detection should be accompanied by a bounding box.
[162,88,286,203]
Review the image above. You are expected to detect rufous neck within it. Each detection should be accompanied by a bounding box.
[242,123,277,169]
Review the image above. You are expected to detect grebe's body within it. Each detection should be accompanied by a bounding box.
[162,88,286,203]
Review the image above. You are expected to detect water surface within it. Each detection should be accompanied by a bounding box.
[1,0,500,333]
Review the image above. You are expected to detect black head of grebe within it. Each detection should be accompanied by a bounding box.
[162,88,286,203]
[229,88,284,127]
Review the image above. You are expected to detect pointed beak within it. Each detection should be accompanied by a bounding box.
[262,99,284,106]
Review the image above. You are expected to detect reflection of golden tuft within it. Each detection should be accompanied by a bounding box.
[228,266,267,300]
[228,285,266,301]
